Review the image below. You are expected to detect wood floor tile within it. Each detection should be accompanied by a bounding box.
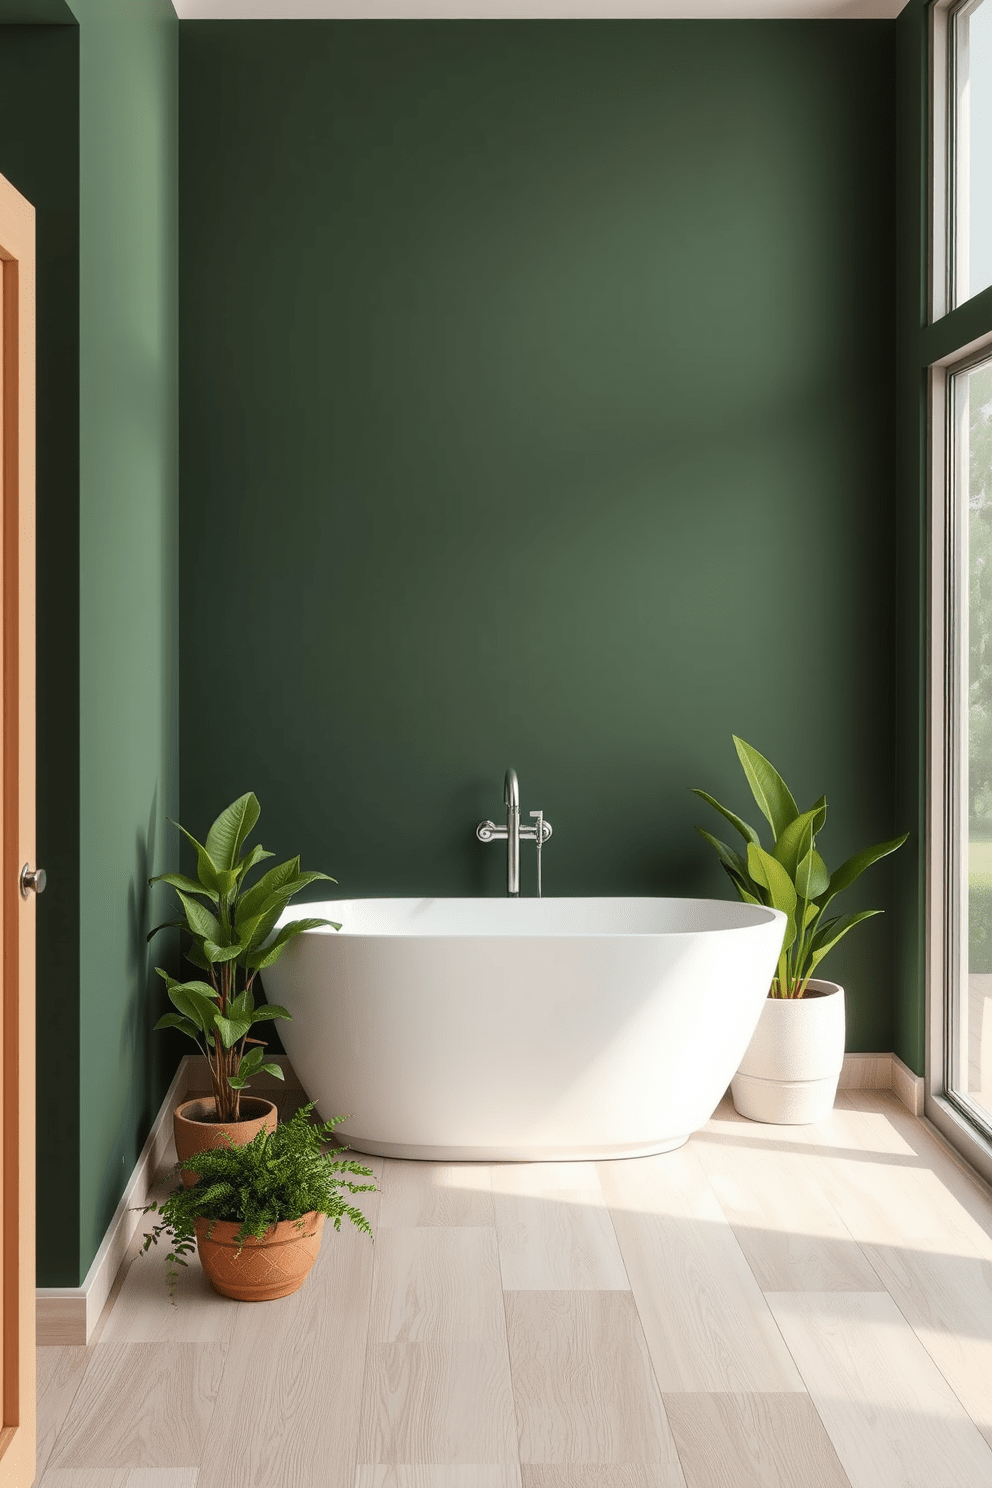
[765,1291,992,1488]
[370,1227,505,1342]
[355,1468,520,1486]
[851,1235,992,1446]
[378,1160,495,1228]
[195,1193,378,1488]
[598,1149,804,1392]
[100,1247,240,1345]
[358,1342,519,1465]
[123,1474,200,1488]
[492,1163,628,1291]
[37,1472,129,1487]
[504,1290,682,1473]
[662,1393,851,1488]
[36,1346,91,1482]
[691,1133,882,1292]
[520,1472,678,1486]
[44,1344,225,1471]
[838,1091,992,1258]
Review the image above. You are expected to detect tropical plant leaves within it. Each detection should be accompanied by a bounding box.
[245,918,339,971]
[205,792,261,873]
[746,843,797,950]
[148,873,218,903]
[733,736,799,839]
[690,790,761,847]
[807,910,882,974]
[819,834,910,911]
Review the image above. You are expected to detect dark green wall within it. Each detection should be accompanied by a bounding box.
[893,0,928,1078]
[0,22,80,1286]
[180,20,902,1054]
[74,0,179,1281]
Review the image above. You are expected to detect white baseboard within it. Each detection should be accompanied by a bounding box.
[36,1048,926,1345]
[36,1054,300,1345]
[839,1051,925,1114]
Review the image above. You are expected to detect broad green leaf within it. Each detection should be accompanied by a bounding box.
[234,843,273,882]
[202,939,244,965]
[733,736,799,839]
[176,891,223,945]
[241,904,286,956]
[172,821,220,893]
[167,984,219,1033]
[695,827,754,889]
[690,790,761,846]
[158,975,219,1001]
[248,1003,291,1022]
[802,901,820,929]
[795,847,830,899]
[244,917,339,970]
[205,793,260,873]
[819,833,910,910]
[214,1014,252,1048]
[146,920,184,943]
[237,1047,264,1075]
[154,1013,201,1039]
[746,844,797,950]
[235,858,301,927]
[229,988,255,1017]
[148,873,218,903]
[259,1062,285,1080]
[808,909,882,974]
[771,811,816,878]
[214,869,240,901]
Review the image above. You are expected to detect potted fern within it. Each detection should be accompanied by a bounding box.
[148,792,337,1170]
[143,1105,375,1300]
[694,736,907,1123]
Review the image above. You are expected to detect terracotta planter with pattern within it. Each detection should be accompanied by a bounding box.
[195,1212,325,1300]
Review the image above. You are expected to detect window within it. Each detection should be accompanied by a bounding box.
[929,2,992,1184]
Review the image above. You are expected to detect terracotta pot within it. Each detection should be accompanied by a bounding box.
[731,979,845,1124]
[173,1095,277,1186]
[195,1212,325,1300]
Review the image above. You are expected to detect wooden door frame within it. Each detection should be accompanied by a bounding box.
[0,168,36,1488]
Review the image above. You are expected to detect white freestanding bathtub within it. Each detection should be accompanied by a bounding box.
[262,897,785,1161]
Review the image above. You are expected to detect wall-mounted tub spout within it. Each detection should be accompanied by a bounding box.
[476,768,552,897]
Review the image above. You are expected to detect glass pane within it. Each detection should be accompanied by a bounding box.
[954,0,992,304]
[955,358,992,1121]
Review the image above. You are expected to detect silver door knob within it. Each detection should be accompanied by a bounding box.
[19,864,46,898]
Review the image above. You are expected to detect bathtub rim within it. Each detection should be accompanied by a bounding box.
[274,895,786,941]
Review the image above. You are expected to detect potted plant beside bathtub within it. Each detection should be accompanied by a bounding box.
[694,737,907,1124]
[148,791,338,1171]
[142,1104,375,1300]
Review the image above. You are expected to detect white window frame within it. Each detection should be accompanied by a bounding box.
[932,0,988,319]
[927,335,992,1187]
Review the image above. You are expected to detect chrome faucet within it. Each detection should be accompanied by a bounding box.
[476,768,553,896]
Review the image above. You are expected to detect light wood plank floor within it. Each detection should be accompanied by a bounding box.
[34,1090,992,1488]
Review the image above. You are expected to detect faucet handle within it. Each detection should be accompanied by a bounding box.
[529,810,552,843]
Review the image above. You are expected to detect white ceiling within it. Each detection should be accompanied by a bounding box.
[172,1,911,19]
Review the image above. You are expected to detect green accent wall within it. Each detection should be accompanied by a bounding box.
[180,21,902,1054]
[0,22,81,1286]
[0,2,179,1286]
[74,0,179,1281]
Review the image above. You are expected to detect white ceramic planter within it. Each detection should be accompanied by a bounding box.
[731,978,845,1125]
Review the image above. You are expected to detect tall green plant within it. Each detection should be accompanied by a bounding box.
[148,792,337,1121]
[693,737,908,998]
